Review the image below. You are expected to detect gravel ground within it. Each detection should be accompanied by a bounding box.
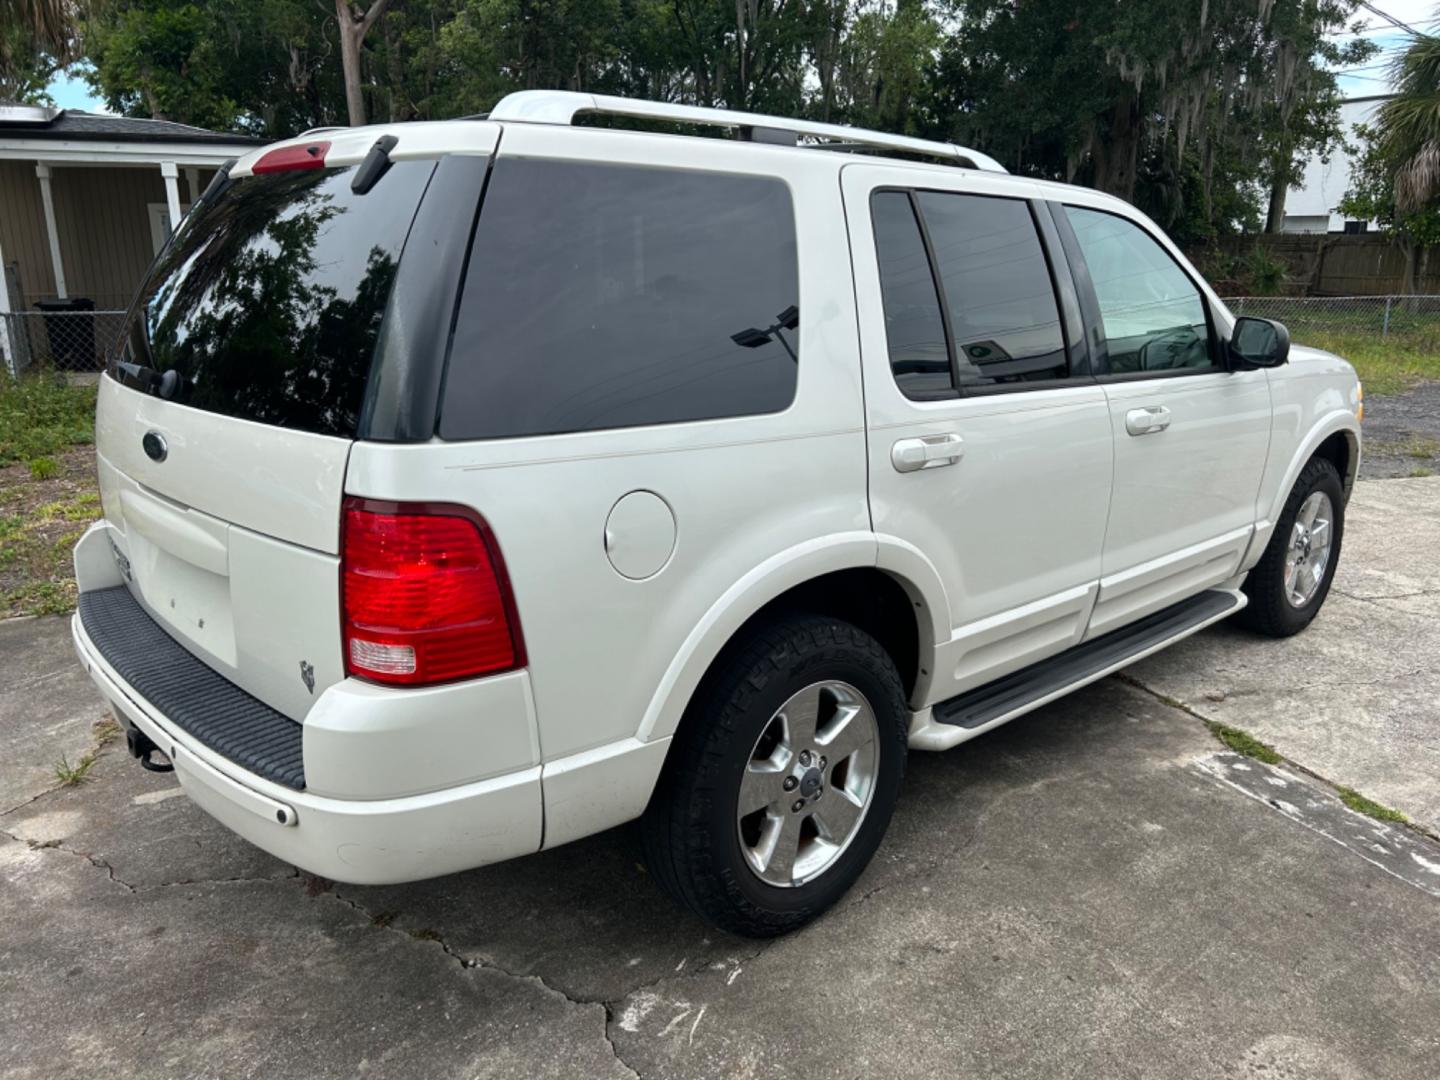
[1361,379,1440,478]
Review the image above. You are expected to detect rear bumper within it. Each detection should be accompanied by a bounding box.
[71,612,543,884]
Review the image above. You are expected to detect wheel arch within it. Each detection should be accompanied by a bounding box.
[635,534,948,747]
[1244,411,1360,570]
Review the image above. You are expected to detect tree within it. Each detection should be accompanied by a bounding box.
[334,0,392,125]
[1,0,85,98]
[1372,31,1440,212]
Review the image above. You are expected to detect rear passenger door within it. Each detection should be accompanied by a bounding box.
[842,165,1114,703]
[1051,203,1270,636]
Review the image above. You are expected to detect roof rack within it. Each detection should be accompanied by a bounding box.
[487,91,1007,174]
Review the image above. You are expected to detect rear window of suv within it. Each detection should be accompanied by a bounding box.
[439,158,800,441]
[114,161,436,438]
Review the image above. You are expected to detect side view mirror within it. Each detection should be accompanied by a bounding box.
[1229,315,1290,368]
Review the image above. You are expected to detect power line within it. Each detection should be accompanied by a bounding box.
[1355,1,1423,37]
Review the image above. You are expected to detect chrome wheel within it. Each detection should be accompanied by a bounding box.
[736,680,880,888]
[1284,491,1334,608]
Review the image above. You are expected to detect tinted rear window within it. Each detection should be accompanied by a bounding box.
[116,161,435,437]
[440,158,799,440]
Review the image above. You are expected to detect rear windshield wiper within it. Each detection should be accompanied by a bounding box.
[116,358,179,400]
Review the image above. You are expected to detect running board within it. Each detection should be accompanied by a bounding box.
[908,588,1245,752]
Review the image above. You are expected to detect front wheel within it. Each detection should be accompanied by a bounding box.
[1238,456,1345,637]
[641,615,909,937]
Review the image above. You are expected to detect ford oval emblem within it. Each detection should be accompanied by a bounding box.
[142,431,168,462]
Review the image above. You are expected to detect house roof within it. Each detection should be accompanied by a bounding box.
[0,107,264,146]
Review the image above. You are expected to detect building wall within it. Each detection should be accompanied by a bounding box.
[51,164,172,309]
[0,161,213,312]
[1282,96,1389,234]
[0,159,58,304]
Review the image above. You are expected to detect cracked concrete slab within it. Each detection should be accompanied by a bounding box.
[0,615,108,815]
[1128,476,1440,833]
[0,832,634,1080]
[605,681,1440,1080]
[2,743,288,890]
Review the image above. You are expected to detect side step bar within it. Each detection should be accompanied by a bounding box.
[909,588,1245,752]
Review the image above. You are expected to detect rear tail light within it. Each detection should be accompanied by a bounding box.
[341,499,525,687]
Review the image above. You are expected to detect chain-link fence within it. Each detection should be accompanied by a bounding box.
[1,309,128,377]
[1221,295,1440,352]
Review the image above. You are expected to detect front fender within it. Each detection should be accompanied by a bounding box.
[1243,408,1360,569]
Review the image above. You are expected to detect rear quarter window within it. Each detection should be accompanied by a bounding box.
[440,159,800,440]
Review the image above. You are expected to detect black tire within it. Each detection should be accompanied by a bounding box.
[1237,456,1345,638]
[641,614,908,937]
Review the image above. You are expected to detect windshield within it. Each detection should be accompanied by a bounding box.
[113,160,436,438]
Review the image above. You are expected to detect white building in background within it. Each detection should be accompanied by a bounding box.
[1281,94,1392,234]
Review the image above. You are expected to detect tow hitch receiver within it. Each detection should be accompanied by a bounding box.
[125,724,175,774]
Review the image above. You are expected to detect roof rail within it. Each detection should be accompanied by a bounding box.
[487,91,1007,174]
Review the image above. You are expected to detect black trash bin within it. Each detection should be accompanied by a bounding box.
[34,296,96,370]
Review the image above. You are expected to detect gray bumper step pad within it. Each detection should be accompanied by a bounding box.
[78,586,305,790]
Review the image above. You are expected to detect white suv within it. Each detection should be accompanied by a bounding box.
[72,92,1362,936]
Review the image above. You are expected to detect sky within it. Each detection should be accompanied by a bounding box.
[40,0,1440,115]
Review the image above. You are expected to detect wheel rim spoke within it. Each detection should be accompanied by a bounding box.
[780,685,822,747]
[812,789,862,843]
[758,811,803,880]
[816,701,874,763]
[739,765,787,816]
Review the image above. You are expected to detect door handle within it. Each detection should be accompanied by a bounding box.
[892,433,964,473]
[1125,406,1172,436]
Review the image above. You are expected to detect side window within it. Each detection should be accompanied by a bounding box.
[441,159,799,440]
[871,191,952,398]
[915,191,1069,387]
[1063,205,1214,375]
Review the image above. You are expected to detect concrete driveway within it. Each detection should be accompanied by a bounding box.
[3,478,1439,1079]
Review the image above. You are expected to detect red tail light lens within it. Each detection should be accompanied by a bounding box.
[252,141,331,174]
[341,499,525,687]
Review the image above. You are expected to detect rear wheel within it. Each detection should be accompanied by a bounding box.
[642,614,908,937]
[1238,456,1345,637]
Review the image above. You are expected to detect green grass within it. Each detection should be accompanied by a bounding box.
[0,373,96,466]
[1297,330,1440,395]
[53,751,98,786]
[1336,786,1408,823]
[1205,720,1283,764]
[1409,466,1435,478]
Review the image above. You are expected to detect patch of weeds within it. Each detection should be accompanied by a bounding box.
[1399,436,1440,460]
[4,579,77,617]
[54,751,98,786]
[407,927,443,942]
[1206,720,1283,764]
[0,374,96,465]
[370,910,399,928]
[27,456,58,480]
[1336,786,1408,823]
[1410,466,1435,478]
[92,717,122,747]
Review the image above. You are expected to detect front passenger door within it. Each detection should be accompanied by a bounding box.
[1056,203,1270,637]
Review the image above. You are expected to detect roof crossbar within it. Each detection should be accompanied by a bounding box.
[487,91,1007,174]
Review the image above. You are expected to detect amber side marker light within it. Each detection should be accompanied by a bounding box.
[1356,382,1364,424]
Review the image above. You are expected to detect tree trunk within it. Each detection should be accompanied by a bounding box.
[1264,172,1287,233]
[334,0,393,127]
[1092,94,1140,202]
